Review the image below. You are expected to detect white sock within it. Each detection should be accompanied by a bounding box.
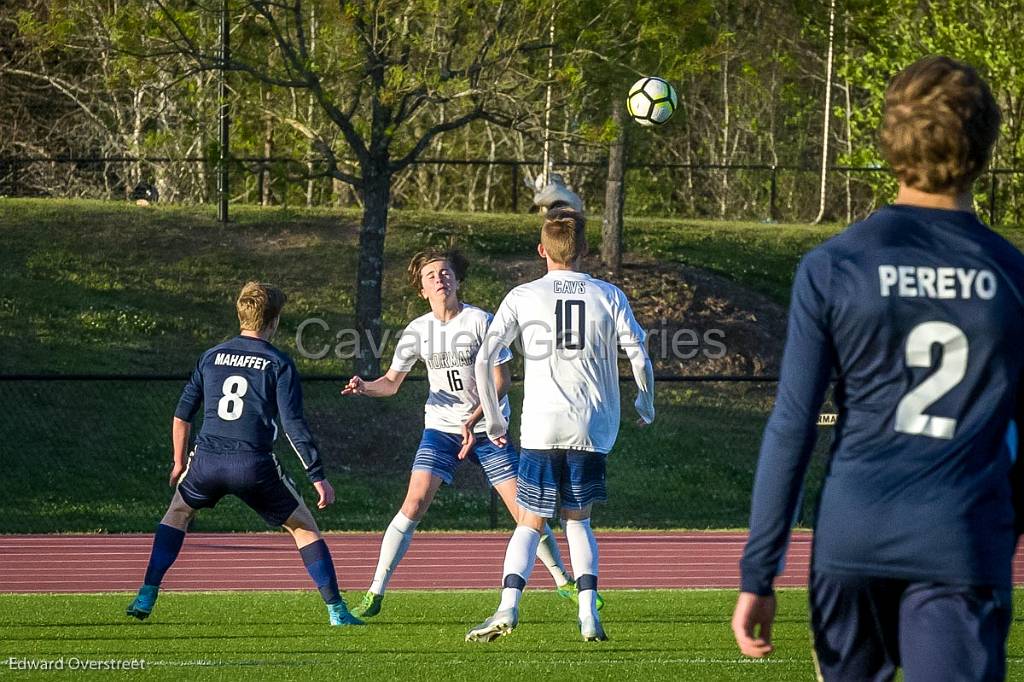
[497,526,540,612]
[565,518,599,620]
[368,512,418,595]
[578,589,597,617]
[536,523,570,587]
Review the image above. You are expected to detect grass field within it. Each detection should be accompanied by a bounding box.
[3,589,1023,681]
[0,589,859,681]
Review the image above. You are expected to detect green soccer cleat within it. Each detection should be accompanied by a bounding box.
[579,616,608,642]
[556,580,605,611]
[126,585,159,620]
[351,591,383,618]
[465,608,518,643]
[327,601,365,627]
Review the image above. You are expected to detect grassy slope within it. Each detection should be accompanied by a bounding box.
[0,198,851,374]
[1,199,1020,532]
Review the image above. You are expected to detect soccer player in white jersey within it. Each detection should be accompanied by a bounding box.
[340,249,584,618]
[466,208,655,642]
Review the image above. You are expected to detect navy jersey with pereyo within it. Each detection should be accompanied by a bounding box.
[742,205,1024,595]
[174,335,325,483]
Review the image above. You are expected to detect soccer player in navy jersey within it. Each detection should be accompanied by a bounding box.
[126,282,362,626]
[732,56,1024,680]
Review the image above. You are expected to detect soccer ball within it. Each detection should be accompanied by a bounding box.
[626,77,678,127]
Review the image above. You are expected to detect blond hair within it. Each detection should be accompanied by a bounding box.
[236,281,287,332]
[880,56,1000,193]
[406,249,469,293]
[541,207,587,265]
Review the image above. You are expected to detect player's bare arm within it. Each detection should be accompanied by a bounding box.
[458,364,512,459]
[341,368,407,398]
[169,417,191,487]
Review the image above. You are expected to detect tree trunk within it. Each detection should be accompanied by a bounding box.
[813,0,836,225]
[602,99,626,275]
[354,167,391,376]
[842,12,853,223]
[261,114,273,206]
[720,51,730,219]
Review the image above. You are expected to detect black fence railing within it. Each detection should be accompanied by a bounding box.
[3,155,1022,225]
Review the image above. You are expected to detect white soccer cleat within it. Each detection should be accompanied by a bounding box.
[465,608,518,642]
[579,615,608,642]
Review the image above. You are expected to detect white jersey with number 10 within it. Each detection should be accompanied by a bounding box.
[476,270,654,453]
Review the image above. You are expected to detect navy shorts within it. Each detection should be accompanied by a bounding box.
[810,571,1012,682]
[516,448,607,518]
[413,429,518,487]
[177,449,302,527]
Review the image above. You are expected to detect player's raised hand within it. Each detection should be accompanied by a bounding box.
[732,592,776,658]
[458,422,476,460]
[313,479,335,509]
[341,375,365,396]
[168,462,185,488]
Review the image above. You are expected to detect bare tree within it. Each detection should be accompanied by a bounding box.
[148,0,549,374]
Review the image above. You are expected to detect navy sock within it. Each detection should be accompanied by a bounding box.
[299,539,341,605]
[143,523,186,587]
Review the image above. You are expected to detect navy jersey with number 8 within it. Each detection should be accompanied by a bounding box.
[174,335,324,482]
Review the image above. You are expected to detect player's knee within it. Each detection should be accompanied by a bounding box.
[288,527,322,548]
[282,503,319,534]
[519,512,546,532]
[560,506,591,521]
[161,505,195,530]
[400,496,431,520]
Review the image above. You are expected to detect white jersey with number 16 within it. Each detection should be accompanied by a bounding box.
[390,304,512,435]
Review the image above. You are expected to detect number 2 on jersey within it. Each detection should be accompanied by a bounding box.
[895,321,968,440]
[217,375,249,421]
[555,299,586,350]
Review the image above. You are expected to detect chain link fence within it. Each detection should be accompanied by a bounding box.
[3,156,1022,224]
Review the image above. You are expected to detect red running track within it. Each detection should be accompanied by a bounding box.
[1,532,1023,593]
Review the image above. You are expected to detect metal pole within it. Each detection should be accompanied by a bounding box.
[218,0,230,223]
[769,164,778,222]
[988,173,997,226]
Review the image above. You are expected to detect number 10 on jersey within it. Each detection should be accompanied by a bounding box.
[555,299,586,350]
